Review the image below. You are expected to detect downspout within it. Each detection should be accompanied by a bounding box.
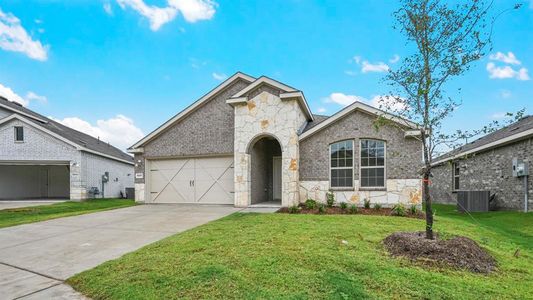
[525,175,529,213]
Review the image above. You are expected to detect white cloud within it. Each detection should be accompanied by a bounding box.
[490,112,507,120]
[212,72,227,81]
[0,83,28,106]
[316,107,327,113]
[0,83,48,107]
[361,61,389,73]
[168,0,216,23]
[117,0,216,31]
[389,54,400,64]
[369,95,408,112]
[499,89,512,99]
[351,56,361,64]
[323,92,365,106]
[117,0,177,31]
[344,70,357,76]
[323,92,407,113]
[489,52,520,65]
[104,2,114,15]
[0,8,48,61]
[25,91,47,104]
[51,115,144,151]
[486,62,529,81]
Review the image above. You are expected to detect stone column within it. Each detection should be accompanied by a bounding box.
[69,160,86,201]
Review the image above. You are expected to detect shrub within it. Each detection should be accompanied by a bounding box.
[349,204,358,214]
[391,203,407,216]
[326,191,335,207]
[409,204,419,215]
[373,203,382,210]
[340,202,348,210]
[288,205,300,214]
[305,199,317,210]
[318,203,326,214]
[363,199,371,209]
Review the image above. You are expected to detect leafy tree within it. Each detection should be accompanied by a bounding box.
[376,0,523,239]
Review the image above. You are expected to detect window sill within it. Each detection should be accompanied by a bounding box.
[330,187,355,192]
[359,187,387,191]
[14,141,24,143]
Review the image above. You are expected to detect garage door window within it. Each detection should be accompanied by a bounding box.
[14,126,24,142]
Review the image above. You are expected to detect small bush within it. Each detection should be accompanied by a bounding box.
[305,199,317,209]
[409,204,419,215]
[318,203,326,214]
[363,199,371,209]
[391,203,407,216]
[373,203,382,210]
[349,204,358,214]
[340,202,348,210]
[288,205,300,214]
[326,191,335,207]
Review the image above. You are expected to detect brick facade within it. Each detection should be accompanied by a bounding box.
[299,110,422,181]
[431,137,533,211]
[0,117,134,200]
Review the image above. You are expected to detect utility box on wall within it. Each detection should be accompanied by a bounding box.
[512,158,529,177]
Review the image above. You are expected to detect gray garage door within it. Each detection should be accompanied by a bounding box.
[0,164,70,200]
[149,156,234,204]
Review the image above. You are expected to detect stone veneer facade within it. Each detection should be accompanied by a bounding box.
[233,91,307,207]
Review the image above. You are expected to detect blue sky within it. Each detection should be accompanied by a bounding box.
[0,0,531,150]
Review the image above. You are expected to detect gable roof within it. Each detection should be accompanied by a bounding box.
[0,96,133,164]
[129,72,256,151]
[299,101,419,140]
[432,115,533,165]
[228,76,314,121]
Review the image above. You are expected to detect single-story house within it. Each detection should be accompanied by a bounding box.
[431,115,532,211]
[0,96,134,200]
[129,72,423,208]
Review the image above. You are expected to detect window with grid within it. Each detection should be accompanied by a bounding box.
[360,139,385,187]
[330,140,353,188]
[453,162,460,190]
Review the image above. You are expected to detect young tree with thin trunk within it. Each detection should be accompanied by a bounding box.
[374,0,522,239]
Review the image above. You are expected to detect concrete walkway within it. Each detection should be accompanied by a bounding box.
[0,204,241,299]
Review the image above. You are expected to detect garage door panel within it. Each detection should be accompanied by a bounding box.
[148,156,234,204]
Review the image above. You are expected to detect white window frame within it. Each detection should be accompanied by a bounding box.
[329,139,355,190]
[359,139,386,189]
[453,162,460,191]
[14,126,24,142]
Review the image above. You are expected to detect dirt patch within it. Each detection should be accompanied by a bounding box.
[383,232,496,273]
[277,206,424,219]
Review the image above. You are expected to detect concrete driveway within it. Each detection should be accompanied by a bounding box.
[0,204,241,299]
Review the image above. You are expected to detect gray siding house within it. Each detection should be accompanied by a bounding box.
[431,116,532,211]
[0,97,134,200]
[129,72,423,207]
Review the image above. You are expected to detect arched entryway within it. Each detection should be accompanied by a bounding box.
[248,135,282,206]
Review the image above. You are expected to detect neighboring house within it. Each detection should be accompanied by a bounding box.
[431,116,532,211]
[0,96,134,200]
[129,72,423,208]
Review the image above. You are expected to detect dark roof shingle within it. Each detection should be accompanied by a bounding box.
[0,97,133,163]
[435,115,533,162]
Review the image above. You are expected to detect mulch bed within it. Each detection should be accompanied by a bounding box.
[277,206,425,219]
[383,231,496,273]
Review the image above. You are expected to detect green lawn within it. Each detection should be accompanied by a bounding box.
[0,199,136,228]
[68,204,532,299]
